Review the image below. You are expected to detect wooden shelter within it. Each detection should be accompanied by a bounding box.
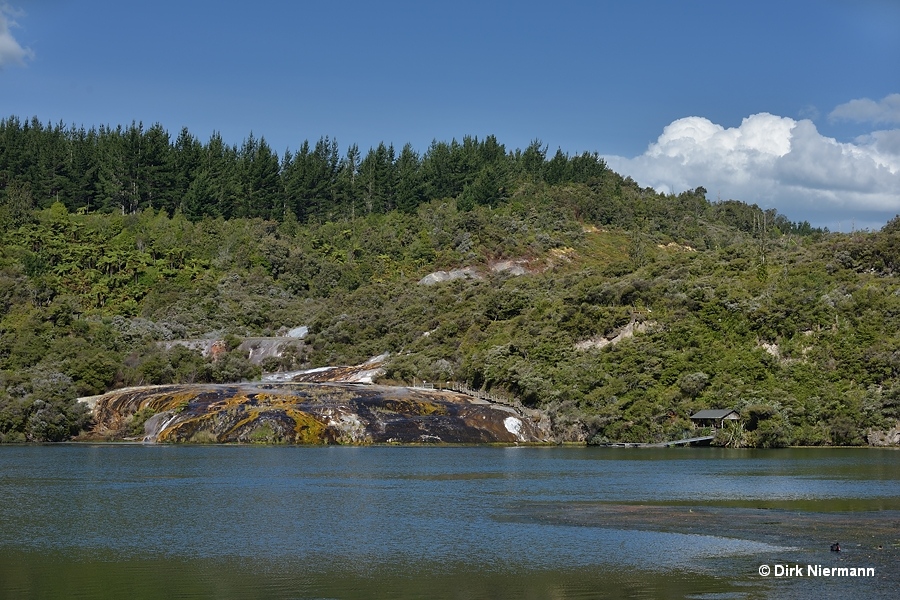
[690,409,739,429]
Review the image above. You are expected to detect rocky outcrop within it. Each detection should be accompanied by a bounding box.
[262,353,388,384]
[163,336,306,366]
[417,256,556,285]
[417,267,482,285]
[575,320,655,351]
[81,382,553,445]
[867,425,900,447]
[489,259,529,276]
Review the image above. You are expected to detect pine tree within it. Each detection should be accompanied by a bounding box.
[359,143,396,214]
[172,127,202,211]
[394,143,423,213]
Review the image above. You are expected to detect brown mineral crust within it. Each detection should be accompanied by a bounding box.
[83,382,551,444]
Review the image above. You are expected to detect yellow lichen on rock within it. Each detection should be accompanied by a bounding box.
[285,409,327,443]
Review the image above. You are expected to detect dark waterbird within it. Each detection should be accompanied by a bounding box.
[830,542,841,552]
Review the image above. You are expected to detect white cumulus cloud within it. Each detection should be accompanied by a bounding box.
[829,94,900,125]
[0,4,33,69]
[605,111,900,231]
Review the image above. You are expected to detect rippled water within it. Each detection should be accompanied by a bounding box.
[0,446,896,599]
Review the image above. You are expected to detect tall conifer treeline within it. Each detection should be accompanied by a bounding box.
[0,117,615,222]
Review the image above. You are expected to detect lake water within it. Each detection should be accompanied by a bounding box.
[0,445,897,599]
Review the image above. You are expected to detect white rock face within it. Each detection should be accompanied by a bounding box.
[325,409,368,443]
[262,366,333,382]
[504,416,525,441]
[286,326,308,339]
[418,268,481,285]
[868,425,900,447]
[490,260,528,276]
[575,321,655,351]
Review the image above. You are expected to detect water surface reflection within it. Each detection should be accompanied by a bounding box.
[0,445,896,599]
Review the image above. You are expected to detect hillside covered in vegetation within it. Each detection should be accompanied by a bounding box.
[1,117,898,446]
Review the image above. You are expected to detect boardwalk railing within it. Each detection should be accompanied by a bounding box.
[602,434,716,448]
[446,381,519,408]
[411,379,519,408]
[657,434,715,447]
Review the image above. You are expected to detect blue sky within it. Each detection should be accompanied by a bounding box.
[2,0,899,230]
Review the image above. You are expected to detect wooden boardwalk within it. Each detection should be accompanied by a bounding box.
[602,435,715,448]
[655,435,715,447]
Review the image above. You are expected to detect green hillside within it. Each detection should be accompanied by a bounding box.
[1,117,898,446]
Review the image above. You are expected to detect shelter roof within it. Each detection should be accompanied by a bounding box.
[690,409,739,420]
